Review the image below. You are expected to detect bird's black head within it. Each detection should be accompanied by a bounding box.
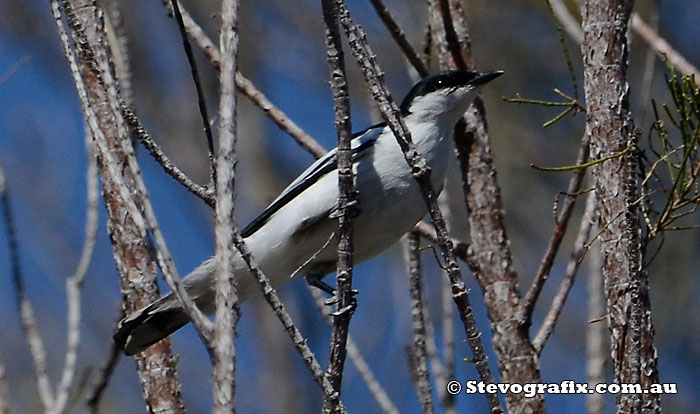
[399,70,503,114]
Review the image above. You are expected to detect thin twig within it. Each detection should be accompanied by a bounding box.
[334,2,502,412]
[308,287,399,414]
[543,0,579,99]
[549,0,700,78]
[168,0,217,186]
[161,0,328,159]
[533,190,596,353]
[518,134,589,324]
[0,54,30,88]
[367,0,430,77]
[52,138,100,414]
[547,0,583,44]
[0,162,54,410]
[320,1,356,411]
[631,14,700,78]
[405,232,434,414]
[211,0,241,412]
[413,221,478,275]
[585,240,607,414]
[121,105,215,205]
[433,192,455,413]
[85,338,122,414]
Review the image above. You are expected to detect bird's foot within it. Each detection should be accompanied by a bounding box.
[305,273,358,316]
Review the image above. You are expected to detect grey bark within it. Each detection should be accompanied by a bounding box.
[581,0,661,412]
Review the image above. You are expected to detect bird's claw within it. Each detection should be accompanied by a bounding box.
[329,297,357,317]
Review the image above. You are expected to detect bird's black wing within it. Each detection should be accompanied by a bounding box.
[240,123,385,238]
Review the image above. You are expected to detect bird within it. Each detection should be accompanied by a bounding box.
[114,69,503,355]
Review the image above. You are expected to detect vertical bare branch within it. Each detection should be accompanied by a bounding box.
[308,287,398,414]
[582,0,660,411]
[53,1,189,411]
[320,1,356,411]
[405,232,434,414]
[334,2,502,412]
[0,162,54,411]
[585,243,607,414]
[438,278,455,414]
[52,138,100,414]
[211,0,241,412]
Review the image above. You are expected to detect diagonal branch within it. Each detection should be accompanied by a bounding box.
[231,230,346,412]
[518,134,590,324]
[631,14,700,78]
[367,0,430,77]
[161,0,328,159]
[168,0,216,186]
[549,0,700,78]
[533,190,596,353]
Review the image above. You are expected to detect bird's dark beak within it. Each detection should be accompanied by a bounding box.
[470,70,504,86]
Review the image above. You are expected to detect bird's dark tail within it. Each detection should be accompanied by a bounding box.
[113,295,191,356]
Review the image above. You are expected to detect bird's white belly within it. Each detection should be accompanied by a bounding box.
[238,127,450,301]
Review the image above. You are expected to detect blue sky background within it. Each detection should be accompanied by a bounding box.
[1,0,699,413]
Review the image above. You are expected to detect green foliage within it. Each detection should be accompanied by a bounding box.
[640,66,700,239]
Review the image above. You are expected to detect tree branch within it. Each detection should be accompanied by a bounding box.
[367,0,430,77]
[518,134,590,324]
[429,1,544,411]
[0,162,54,411]
[0,349,11,414]
[168,0,216,186]
[582,0,660,411]
[533,190,596,353]
[320,1,356,412]
[211,0,241,411]
[334,2,502,412]
[52,137,100,414]
[161,0,328,159]
[231,231,346,412]
[308,287,398,414]
[405,232,434,414]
